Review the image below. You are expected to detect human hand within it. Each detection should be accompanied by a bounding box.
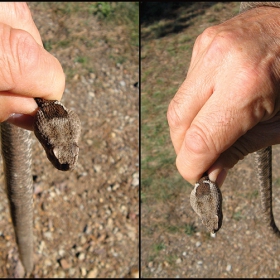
[167,6,280,187]
[0,3,65,130]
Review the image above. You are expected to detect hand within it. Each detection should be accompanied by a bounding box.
[0,3,65,129]
[167,6,280,187]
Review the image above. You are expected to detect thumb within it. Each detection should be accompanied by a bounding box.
[0,23,65,121]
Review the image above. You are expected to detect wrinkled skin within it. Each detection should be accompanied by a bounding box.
[167,6,280,187]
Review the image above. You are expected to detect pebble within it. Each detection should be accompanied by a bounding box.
[38,240,45,254]
[59,259,70,270]
[120,205,128,216]
[176,258,182,264]
[132,173,139,187]
[107,218,113,229]
[87,268,98,278]
[80,235,87,245]
[196,241,201,247]
[58,249,65,257]
[94,165,102,173]
[43,231,53,240]
[78,252,86,261]
[84,224,92,235]
[44,259,52,267]
[80,267,87,276]
[120,80,126,87]
[69,268,76,276]
[197,260,203,265]
[163,261,169,267]
[57,270,66,278]
[226,264,232,272]
[112,183,120,190]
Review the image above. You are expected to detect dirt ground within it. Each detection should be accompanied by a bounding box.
[0,3,139,278]
[141,2,280,278]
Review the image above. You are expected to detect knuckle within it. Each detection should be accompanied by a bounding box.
[202,29,237,64]
[195,26,219,49]
[167,98,184,130]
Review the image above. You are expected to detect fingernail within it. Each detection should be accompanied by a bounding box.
[6,114,35,131]
[209,168,228,188]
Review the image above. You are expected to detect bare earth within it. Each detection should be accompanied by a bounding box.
[0,3,139,278]
[141,2,280,278]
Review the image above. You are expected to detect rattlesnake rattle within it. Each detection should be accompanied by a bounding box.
[0,97,81,276]
[190,2,280,237]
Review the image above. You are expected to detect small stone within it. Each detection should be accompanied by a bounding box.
[132,173,139,187]
[59,258,70,270]
[58,249,65,257]
[107,218,113,230]
[112,183,120,190]
[120,205,128,216]
[57,270,66,278]
[87,268,98,278]
[196,241,201,247]
[94,165,102,173]
[44,259,52,267]
[80,267,87,276]
[43,231,52,240]
[84,224,92,235]
[226,264,232,272]
[148,261,153,268]
[197,260,203,265]
[69,268,76,276]
[80,235,87,245]
[78,252,85,261]
[38,241,45,254]
[176,258,182,264]
[182,252,187,256]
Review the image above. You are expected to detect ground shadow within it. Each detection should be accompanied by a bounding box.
[141,2,217,39]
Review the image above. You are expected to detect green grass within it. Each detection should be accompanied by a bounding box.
[233,211,243,221]
[74,56,88,64]
[166,254,178,265]
[184,223,197,236]
[90,2,139,47]
[153,242,166,253]
[167,225,180,234]
[141,59,189,204]
[36,2,138,78]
